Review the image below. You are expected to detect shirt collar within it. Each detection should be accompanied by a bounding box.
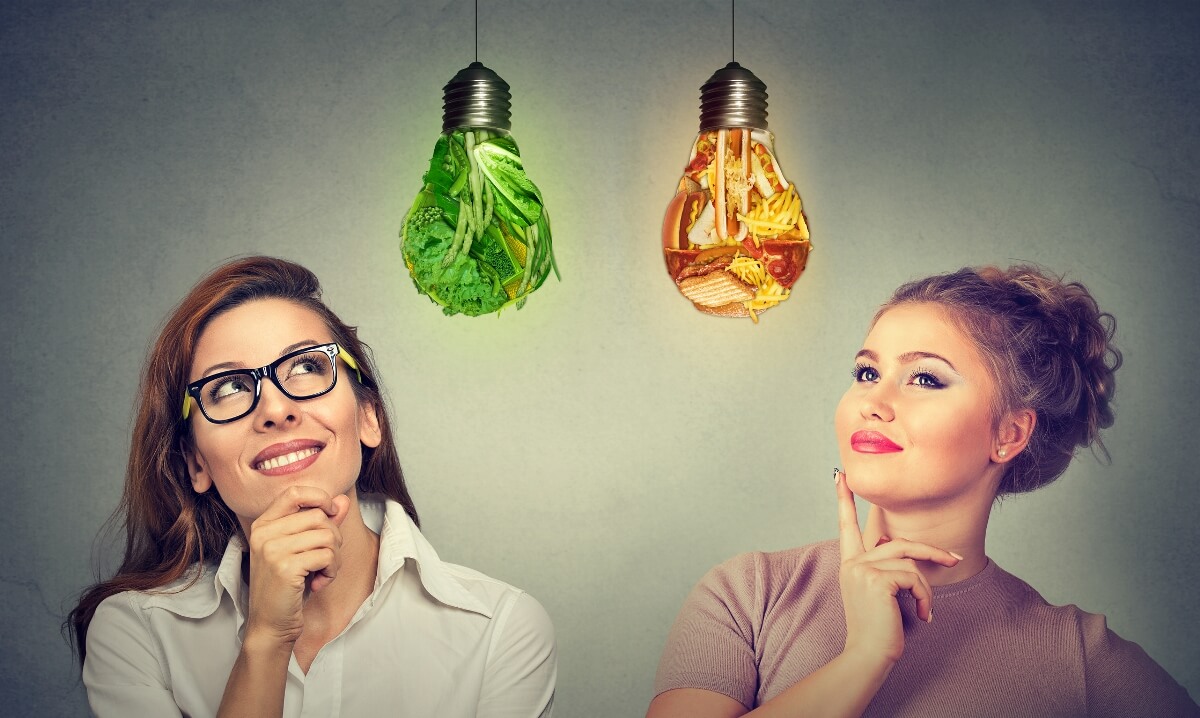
[143,496,491,621]
[362,495,493,618]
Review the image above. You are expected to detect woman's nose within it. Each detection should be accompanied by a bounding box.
[860,384,895,422]
[253,379,300,429]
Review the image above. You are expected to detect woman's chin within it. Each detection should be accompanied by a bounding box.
[848,486,891,508]
[845,473,960,514]
[843,466,901,506]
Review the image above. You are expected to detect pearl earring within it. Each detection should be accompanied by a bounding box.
[998,447,1008,458]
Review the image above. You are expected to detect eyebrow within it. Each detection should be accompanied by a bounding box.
[854,349,959,373]
[197,339,324,378]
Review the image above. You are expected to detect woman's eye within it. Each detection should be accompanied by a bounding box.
[911,372,943,388]
[852,364,879,382]
[209,377,250,401]
[286,354,325,378]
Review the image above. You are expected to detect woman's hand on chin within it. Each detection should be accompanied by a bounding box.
[243,485,350,649]
[835,469,961,666]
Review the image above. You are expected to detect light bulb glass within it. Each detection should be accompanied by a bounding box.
[401,64,557,317]
[662,65,811,322]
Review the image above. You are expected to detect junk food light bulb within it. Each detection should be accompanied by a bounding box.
[661,62,811,322]
[401,62,558,317]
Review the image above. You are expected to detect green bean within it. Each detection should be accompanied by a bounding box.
[460,196,476,258]
[482,180,494,230]
[441,197,469,267]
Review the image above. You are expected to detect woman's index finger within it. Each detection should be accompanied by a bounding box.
[836,469,866,560]
[259,485,336,521]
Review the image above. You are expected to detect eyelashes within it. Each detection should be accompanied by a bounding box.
[852,363,878,382]
[910,366,945,388]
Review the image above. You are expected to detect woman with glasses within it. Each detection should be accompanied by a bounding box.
[68,256,556,717]
[647,266,1198,717]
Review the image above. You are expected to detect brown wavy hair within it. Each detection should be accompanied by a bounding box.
[67,256,418,663]
[878,264,1122,495]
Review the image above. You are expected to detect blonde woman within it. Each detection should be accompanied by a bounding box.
[649,266,1198,717]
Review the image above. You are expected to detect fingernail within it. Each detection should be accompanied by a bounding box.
[833,468,842,485]
[949,551,964,561]
[926,610,934,624]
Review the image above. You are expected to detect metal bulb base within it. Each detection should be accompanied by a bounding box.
[698,61,768,131]
[442,62,512,133]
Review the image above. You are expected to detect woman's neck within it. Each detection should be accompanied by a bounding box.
[300,496,380,631]
[861,500,990,586]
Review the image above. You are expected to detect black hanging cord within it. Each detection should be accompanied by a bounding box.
[731,0,736,62]
[475,0,479,62]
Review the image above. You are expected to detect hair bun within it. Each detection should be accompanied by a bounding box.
[885,263,1122,494]
[1009,266,1120,445]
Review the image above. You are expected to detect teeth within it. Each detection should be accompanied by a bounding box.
[256,447,319,471]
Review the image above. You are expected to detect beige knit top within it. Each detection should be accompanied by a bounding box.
[654,540,1198,717]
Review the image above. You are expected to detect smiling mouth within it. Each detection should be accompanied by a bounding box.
[254,447,320,471]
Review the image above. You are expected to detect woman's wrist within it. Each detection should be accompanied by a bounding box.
[239,626,296,662]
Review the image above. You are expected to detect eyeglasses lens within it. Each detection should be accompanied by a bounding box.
[198,349,336,422]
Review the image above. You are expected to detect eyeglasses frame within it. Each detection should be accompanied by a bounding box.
[182,342,363,423]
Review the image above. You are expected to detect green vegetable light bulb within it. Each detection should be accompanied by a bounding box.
[661,62,812,323]
[401,62,558,317]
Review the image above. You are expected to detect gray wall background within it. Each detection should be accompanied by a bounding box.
[3,1,1198,715]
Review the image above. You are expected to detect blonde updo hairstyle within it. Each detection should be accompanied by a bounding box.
[877,265,1121,495]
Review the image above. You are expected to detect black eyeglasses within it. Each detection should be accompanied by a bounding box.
[182,343,363,424]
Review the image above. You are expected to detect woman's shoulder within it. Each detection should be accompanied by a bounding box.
[438,559,546,611]
[983,563,1111,623]
[379,500,552,635]
[707,540,840,581]
[86,563,225,674]
[376,497,549,624]
[983,564,1198,711]
[691,540,841,610]
[92,562,223,623]
[427,560,556,656]
[653,541,845,705]
[965,562,1112,635]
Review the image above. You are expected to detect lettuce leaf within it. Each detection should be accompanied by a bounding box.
[401,204,507,316]
[474,140,543,226]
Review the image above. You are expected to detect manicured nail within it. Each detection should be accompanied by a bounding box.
[833,468,842,485]
[926,609,934,624]
[949,551,964,561]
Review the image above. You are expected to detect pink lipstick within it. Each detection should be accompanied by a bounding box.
[850,430,902,454]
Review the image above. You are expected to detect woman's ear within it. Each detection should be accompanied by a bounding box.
[184,444,214,494]
[994,408,1036,463]
[358,399,383,449]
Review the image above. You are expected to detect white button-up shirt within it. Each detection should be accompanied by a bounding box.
[84,496,556,717]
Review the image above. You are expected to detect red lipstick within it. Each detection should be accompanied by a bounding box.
[850,431,902,454]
